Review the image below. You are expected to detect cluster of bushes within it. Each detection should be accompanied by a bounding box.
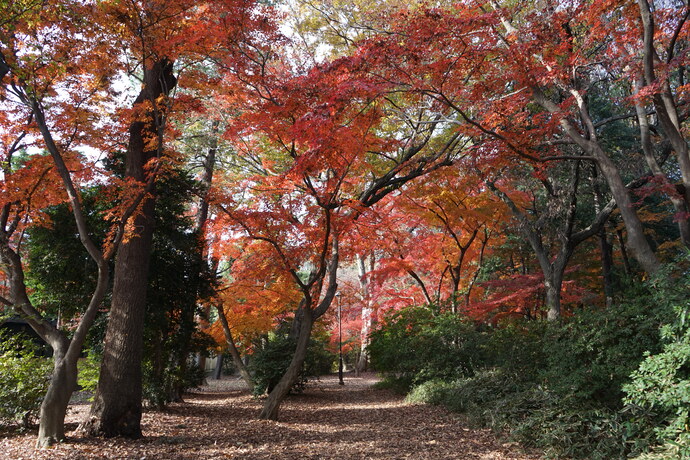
[369,272,688,459]
[0,335,103,428]
[0,331,52,428]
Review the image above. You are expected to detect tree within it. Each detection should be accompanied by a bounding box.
[210,42,463,418]
[83,0,277,437]
[0,0,154,446]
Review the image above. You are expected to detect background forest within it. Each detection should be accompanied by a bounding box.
[1,0,689,458]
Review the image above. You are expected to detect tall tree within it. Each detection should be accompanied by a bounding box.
[83,54,177,437]
[0,0,156,446]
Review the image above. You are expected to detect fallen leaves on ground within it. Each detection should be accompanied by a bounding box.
[0,374,539,459]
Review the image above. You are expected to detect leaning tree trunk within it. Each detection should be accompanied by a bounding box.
[259,308,314,420]
[37,263,108,447]
[83,59,176,438]
[215,305,254,392]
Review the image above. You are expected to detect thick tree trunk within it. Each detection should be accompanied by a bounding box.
[83,59,176,438]
[85,197,155,438]
[259,308,314,420]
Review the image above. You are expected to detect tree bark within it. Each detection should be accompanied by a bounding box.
[194,123,219,381]
[0,100,114,447]
[83,59,176,438]
[637,0,690,240]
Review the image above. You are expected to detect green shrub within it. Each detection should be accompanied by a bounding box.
[405,378,456,405]
[250,326,335,396]
[143,357,205,409]
[368,306,482,390]
[483,321,547,375]
[540,298,672,411]
[387,277,680,459]
[0,330,52,428]
[624,273,690,458]
[407,370,649,459]
[77,351,100,395]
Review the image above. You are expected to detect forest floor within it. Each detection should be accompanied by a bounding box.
[0,373,539,459]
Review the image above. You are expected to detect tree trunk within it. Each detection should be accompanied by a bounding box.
[616,228,632,277]
[37,351,76,447]
[633,78,690,247]
[83,59,176,438]
[599,228,614,307]
[544,268,564,321]
[637,0,690,246]
[194,122,219,381]
[213,355,223,380]
[355,254,373,375]
[531,87,660,275]
[259,308,314,420]
[84,197,154,438]
[216,305,254,392]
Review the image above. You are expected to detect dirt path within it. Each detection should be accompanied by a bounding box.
[0,374,538,459]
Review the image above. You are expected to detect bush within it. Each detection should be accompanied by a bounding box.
[406,370,650,459]
[541,299,672,411]
[383,276,680,459]
[368,306,482,390]
[624,272,690,458]
[77,351,100,395]
[250,326,335,397]
[143,357,205,409]
[0,330,52,428]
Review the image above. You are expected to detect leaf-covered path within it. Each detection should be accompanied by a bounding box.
[1,374,538,459]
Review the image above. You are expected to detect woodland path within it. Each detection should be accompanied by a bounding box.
[1,374,538,459]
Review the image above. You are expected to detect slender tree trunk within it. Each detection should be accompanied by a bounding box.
[355,254,373,375]
[616,228,632,277]
[259,308,314,421]
[465,232,489,307]
[634,78,690,247]
[195,124,219,377]
[599,228,614,307]
[589,148,660,273]
[215,305,254,392]
[544,254,570,321]
[213,355,223,380]
[83,59,176,438]
[637,0,690,244]
[531,87,661,275]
